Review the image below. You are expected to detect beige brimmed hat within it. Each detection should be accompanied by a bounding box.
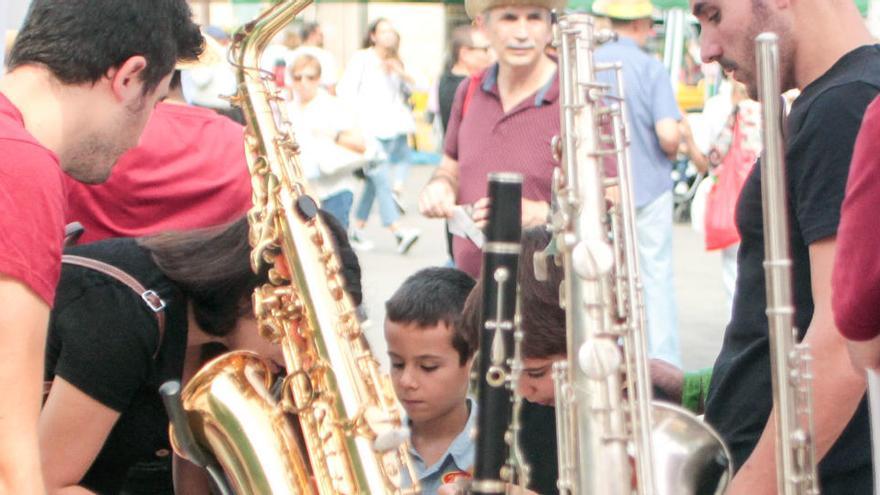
[592,0,654,20]
[465,0,568,19]
[176,29,225,70]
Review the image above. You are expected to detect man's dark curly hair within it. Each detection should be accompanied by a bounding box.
[8,0,203,95]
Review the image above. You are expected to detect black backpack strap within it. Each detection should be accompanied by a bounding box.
[44,255,168,403]
[61,254,167,358]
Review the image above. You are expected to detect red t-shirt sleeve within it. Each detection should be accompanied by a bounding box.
[0,139,65,305]
[443,78,471,161]
[833,96,880,341]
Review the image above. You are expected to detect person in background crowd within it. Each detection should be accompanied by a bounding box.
[680,79,761,314]
[338,18,420,254]
[288,22,340,94]
[289,53,376,230]
[40,213,360,494]
[437,25,494,135]
[384,267,477,494]
[182,25,240,122]
[593,0,684,367]
[653,0,880,492]
[0,1,201,492]
[65,69,252,244]
[833,95,880,370]
[418,0,563,279]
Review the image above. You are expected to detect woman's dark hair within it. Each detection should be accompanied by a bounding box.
[8,0,203,95]
[385,267,476,365]
[461,226,567,359]
[138,211,362,337]
[362,18,389,49]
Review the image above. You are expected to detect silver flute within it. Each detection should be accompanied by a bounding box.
[756,31,820,495]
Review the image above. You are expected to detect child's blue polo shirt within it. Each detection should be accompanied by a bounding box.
[402,397,477,494]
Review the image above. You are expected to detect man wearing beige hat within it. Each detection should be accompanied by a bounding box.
[418,0,564,281]
[592,0,684,369]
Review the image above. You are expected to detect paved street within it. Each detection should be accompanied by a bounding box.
[353,165,729,372]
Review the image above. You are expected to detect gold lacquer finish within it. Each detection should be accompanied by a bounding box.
[174,352,314,494]
[168,1,419,493]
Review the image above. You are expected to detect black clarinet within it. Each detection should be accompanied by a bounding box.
[472,172,528,494]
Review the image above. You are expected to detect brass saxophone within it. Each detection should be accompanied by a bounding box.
[755,32,820,495]
[163,2,418,493]
[548,14,732,495]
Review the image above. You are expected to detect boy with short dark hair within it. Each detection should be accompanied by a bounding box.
[384,267,477,494]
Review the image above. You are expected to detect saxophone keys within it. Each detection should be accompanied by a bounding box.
[577,338,623,380]
[572,238,614,278]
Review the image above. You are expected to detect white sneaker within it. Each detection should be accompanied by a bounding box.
[349,228,375,251]
[395,228,420,255]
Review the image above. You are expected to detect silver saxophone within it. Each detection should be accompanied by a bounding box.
[548,13,733,495]
[755,32,820,495]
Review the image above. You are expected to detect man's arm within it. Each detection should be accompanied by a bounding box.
[418,154,460,219]
[726,237,867,494]
[0,277,49,495]
[655,118,681,160]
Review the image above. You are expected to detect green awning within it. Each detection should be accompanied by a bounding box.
[231,0,869,14]
[567,0,868,15]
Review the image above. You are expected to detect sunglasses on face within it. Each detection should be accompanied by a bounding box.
[292,73,319,82]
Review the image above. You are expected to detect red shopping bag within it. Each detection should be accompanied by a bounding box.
[704,113,756,251]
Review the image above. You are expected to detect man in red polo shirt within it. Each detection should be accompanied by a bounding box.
[0,2,201,492]
[418,0,565,278]
[65,71,252,244]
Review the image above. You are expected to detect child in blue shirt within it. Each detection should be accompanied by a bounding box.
[384,267,477,494]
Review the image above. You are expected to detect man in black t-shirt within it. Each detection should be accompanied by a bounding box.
[679,0,880,493]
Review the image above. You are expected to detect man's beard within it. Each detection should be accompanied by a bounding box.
[63,134,128,184]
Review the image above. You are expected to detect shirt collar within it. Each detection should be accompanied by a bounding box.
[480,63,559,108]
[407,397,478,478]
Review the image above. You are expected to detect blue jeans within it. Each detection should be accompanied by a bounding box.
[321,190,353,231]
[636,190,681,367]
[355,161,400,227]
[380,134,411,188]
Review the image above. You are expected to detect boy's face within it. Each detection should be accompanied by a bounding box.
[518,355,565,406]
[385,320,472,423]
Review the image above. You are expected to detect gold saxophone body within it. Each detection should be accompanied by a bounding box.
[165,2,418,493]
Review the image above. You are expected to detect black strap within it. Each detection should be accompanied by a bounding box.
[44,255,168,402]
[61,255,167,358]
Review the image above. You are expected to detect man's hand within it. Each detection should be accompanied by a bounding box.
[650,359,684,404]
[419,178,457,219]
[522,198,550,228]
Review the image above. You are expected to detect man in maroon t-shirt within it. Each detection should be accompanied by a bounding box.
[0,2,201,492]
[418,0,565,278]
[833,95,880,369]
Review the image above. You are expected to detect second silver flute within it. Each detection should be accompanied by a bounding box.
[756,31,820,495]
